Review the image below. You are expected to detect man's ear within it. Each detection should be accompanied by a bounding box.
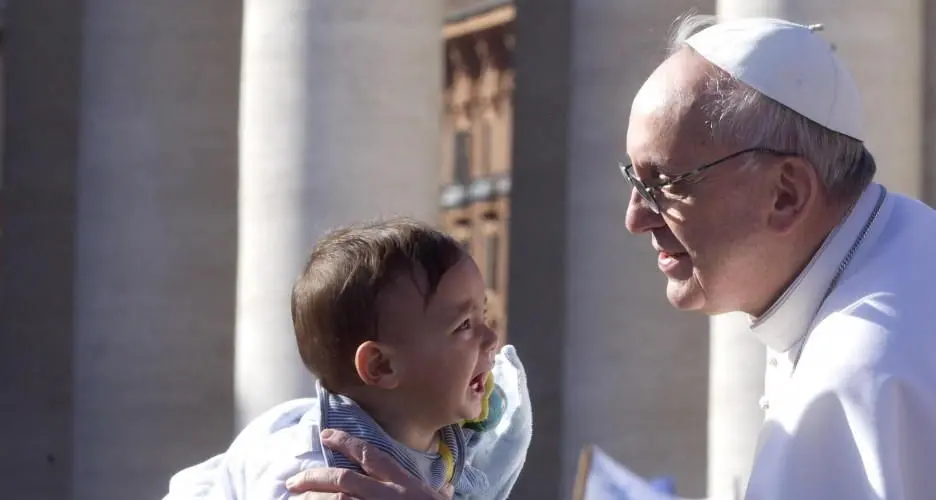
[354,341,399,389]
[767,157,817,234]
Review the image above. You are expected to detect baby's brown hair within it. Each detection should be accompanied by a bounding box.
[291,218,464,392]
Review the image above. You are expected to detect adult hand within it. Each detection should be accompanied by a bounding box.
[286,429,454,500]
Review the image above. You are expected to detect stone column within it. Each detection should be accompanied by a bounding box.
[708,2,925,498]
[924,0,936,208]
[507,2,575,497]
[71,2,241,499]
[235,2,444,427]
[707,313,765,499]
[509,1,714,498]
[0,1,83,497]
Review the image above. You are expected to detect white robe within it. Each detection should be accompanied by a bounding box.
[744,183,936,500]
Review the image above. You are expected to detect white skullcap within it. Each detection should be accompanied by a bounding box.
[685,17,864,142]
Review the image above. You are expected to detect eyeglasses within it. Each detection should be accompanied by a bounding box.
[619,147,794,214]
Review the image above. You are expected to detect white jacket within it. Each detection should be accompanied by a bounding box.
[162,345,532,500]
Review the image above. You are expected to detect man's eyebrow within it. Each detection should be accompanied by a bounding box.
[637,155,685,178]
[632,158,669,178]
[631,151,662,168]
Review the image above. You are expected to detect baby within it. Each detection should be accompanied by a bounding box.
[163,218,531,499]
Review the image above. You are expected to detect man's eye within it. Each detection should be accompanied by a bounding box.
[657,174,674,183]
[454,318,471,332]
[659,184,689,198]
[640,173,666,188]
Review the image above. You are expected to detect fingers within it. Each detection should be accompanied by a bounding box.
[285,467,340,493]
[285,465,389,498]
[439,483,455,499]
[317,429,449,499]
[292,493,362,500]
[321,429,413,486]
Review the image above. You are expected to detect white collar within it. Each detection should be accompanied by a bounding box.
[749,183,888,352]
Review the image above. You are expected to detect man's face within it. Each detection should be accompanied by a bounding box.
[376,254,498,429]
[624,51,777,315]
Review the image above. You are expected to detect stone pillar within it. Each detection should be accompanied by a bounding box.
[71,2,241,499]
[707,313,765,499]
[507,1,574,497]
[235,2,444,427]
[924,0,936,208]
[708,2,926,498]
[507,2,574,497]
[509,1,714,498]
[0,1,83,497]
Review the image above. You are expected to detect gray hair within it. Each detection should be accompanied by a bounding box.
[667,13,875,201]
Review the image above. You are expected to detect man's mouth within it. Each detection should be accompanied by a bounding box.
[657,249,691,275]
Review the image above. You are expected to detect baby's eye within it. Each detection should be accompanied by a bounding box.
[454,318,471,333]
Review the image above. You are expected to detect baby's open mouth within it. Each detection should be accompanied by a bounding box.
[469,372,487,394]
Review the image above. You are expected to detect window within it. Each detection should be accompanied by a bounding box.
[454,131,472,185]
[484,231,500,292]
[480,119,493,173]
[449,220,472,253]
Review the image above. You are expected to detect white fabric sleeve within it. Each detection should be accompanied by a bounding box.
[162,400,326,500]
[460,344,533,500]
[747,373,936,500]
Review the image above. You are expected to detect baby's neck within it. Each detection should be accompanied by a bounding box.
[345,389,441,452]
[374,414,441,452]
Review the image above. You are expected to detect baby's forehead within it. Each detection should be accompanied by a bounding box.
[374,263,475,333]
[376,267,427,306]
[374,269,437,332]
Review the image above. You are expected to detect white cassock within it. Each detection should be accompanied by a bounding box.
[744,183,936,499]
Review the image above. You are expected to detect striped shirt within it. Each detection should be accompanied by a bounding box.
[318,383,489,494]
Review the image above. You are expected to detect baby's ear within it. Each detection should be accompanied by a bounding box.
[354,341,398,389]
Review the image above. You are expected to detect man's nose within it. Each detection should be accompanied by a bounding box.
[625,188,664,234]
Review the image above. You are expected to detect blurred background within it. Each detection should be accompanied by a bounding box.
[1,1,933,499]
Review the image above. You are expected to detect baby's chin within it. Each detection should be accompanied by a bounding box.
[458,400,485,422]
[408,401,482,428]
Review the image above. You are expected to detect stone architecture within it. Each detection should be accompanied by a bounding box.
[506,1,714,496]
[234,1,443,429]
[440,2,515,340]
[1,2,241,499]
[0,1,934,498]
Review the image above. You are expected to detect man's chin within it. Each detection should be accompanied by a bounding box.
[665,280,705,311]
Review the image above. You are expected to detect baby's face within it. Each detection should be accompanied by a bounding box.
[377,254,498,429]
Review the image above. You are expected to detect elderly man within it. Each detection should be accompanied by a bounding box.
[622,15,936,500]
[266,16,936,500]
